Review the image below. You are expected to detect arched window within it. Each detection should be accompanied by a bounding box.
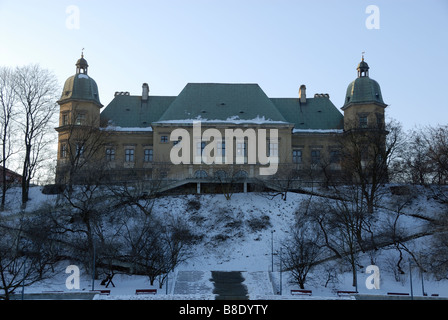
[195,170,208,179]
[214,170,227,180]
[234,170,248,179]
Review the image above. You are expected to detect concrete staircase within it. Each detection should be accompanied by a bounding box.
[172,270,274,300]
[172,271,214,296]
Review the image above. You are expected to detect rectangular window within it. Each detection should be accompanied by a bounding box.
[76,143,85,157]
[75,114,86,125]
[330,150,340,164]
[359,115,368,128]
[311,150,320,164]
[361,146,369,161]
[236,142,247,164]
[62,114,68,126]
[376,113,384,129]
[217,141,225,162]
[292,149,302,164]
[236,142,246,156]
[106,148,115,161]
[144,149,153,162]
[196,141,206,156]
[269,142,278,157]
[60,144,67,158]
[160,135,168,143]
[125,149,135,162]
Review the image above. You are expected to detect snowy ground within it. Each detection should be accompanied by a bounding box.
[3,186,448,300]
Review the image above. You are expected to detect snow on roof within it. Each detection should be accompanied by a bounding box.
[102,125,153,132]
[292,128,344,134]
[154,115,289,125]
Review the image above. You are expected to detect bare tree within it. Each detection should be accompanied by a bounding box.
[282,219,323,289]
[213,167,247,200]
[426,125,448,186]
[400,128,434,185]
[14,64,59,207]
[339,118,404,213]
[299,194,369,289]
[56,107,111,189]
[0,67,19,210]
[257,164,300,201]
[122,212,195,287]
[106,163,170,216]
[427,211,448,280]
[0,214,55,300]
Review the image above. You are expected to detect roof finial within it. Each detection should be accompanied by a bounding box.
[81,48,85,58]
[362,51,365,61]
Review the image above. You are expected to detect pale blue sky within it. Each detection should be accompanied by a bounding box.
[0,0,447,131]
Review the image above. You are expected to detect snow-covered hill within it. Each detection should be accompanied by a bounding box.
[3,185,448,299]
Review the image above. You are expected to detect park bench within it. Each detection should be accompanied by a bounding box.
[337,290,358,296]
[387,292,409,296]
[291,289,312,296]
[90,290,110,295]
[135,289,157,295]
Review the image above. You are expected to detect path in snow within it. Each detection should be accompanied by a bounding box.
[211,271,248,300]
[242,271,275,298]
[172,270,275,300]
[172,271,214,296]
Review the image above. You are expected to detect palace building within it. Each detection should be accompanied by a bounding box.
[55,54,387,193]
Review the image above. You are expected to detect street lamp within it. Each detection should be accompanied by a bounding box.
[92,237,96,291]
[271,230,274,272]
[409,259,414,300]
[279,247,283,295]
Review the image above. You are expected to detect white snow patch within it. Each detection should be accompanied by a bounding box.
[3,186,448,300]
[155,115,288,125]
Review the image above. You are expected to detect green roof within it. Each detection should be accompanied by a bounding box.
[59,73,102,106]
[343,76,385,108]
[100,95,175,128]
[101,83,345,131]
[271,97,344,131]
[156,83,288,124]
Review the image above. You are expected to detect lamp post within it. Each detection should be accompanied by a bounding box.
[279,247,283,295]
[271,230,276,272]
[21,260,26,300]
[92,237,96,291]
[409,259,414,300]
[420,268,426,296]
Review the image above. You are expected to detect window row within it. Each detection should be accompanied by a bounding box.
[193,142,279,156]
[61,113,87,126]
[61,144,342,166]
[358,113,384,129]
[193,141,278,164]
[60,144,154,163]
[292,149,341,164]
[107,148,154,163]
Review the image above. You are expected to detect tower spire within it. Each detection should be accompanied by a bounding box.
[357,53,369,77]
[75,50,89,75]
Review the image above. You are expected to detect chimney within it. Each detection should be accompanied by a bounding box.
[299,85,306,104]
[142,83,149,102]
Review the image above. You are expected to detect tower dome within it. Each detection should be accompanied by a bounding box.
[58,53,102,107]
[342,57,385,109]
